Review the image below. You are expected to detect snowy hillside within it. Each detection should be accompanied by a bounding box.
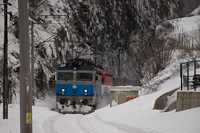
[156,15,200,46]
[0,0,187,97]
[156,5,200,48]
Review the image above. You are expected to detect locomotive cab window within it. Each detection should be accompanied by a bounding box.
[77,73,93,81]
[57,72,73,81]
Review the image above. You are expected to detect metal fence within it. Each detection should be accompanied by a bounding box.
[180,59,200,91]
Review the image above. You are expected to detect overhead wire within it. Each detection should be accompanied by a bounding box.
[7,0,48,30]
[6,0,61,47]
[3,0,77,50]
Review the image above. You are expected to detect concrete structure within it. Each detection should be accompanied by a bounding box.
[176,91,200,112]
[109,86,140,107]
[154,88,178,110]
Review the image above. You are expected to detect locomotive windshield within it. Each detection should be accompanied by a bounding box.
[57,72,73,81]
[76,73,93,81]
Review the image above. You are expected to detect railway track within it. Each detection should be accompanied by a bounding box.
[41,111,128,133]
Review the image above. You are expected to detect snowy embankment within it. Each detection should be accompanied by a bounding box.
[95,74,200,133]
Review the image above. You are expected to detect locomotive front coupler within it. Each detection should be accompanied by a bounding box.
[72,101,76,109]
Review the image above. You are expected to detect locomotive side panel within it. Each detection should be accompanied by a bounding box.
[100,71,114,107]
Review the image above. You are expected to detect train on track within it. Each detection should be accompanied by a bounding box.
[56,58,113,113]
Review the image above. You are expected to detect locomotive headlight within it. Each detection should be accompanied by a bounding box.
[62,88,65,95]
[84,89,88,95]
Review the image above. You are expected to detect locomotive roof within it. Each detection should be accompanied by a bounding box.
[101,71,113,77]
[57,66,97,71]
[57,58,105,71]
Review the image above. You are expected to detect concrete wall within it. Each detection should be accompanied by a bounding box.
[109,86,140,107]
[154,88,178,110]
[176,92,200,111]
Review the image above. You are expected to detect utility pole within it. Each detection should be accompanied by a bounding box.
[31,21,35,106]
[3,0,9,119]
[18,0,32,132]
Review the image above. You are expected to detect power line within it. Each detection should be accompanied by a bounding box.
[35,14,70,17]
[29,0,48,14]
[4,0,48,31]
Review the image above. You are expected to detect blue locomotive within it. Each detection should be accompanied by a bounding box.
[56,59,113,113]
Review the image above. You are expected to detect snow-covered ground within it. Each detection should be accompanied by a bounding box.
[1,71,200,133]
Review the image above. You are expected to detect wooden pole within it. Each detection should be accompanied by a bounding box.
[3,0,9,119]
